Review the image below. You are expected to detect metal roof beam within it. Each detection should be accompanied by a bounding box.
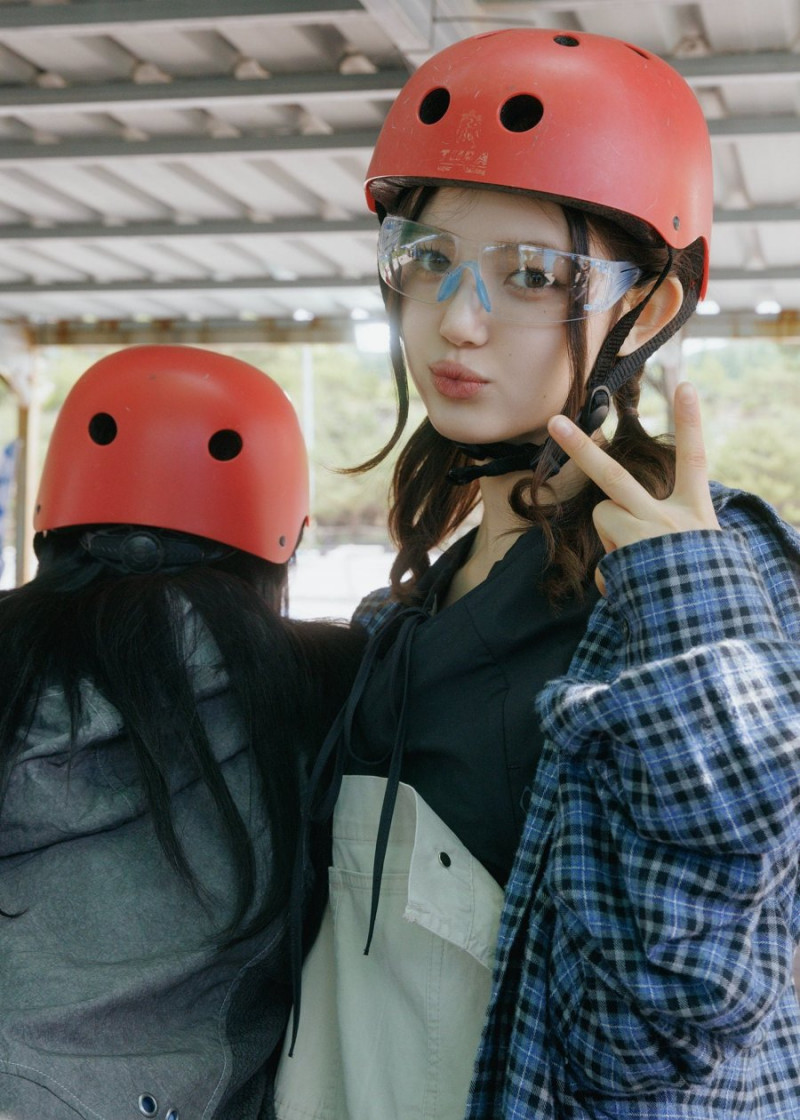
[0,0,366,32]
[25,313,800,346]
[2,60,798,121]
[355,0,433,53]
[0,71,407,116]
[0,207,797,245]
[27,315,362,346]
[0,116,797,167]
[673,51,800,84]
[685,310,800,340]
[715,206,800,224]
[0,276,380,296]
[709,266,800,282]
[709,116,800,139]
[0,217,377,241]
[0,129,380,165]
[23,310,800,347]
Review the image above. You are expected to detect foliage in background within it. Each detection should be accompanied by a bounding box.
[0,338,798,557]
[221,343,425,546]
[642,339,800,526]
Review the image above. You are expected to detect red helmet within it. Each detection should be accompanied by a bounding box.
[366,29,712,294]
[34,345,309,564]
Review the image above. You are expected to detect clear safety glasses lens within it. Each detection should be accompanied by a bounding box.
[378,216,643,325]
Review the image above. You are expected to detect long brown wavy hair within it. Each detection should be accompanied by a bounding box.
[354,185,705,604]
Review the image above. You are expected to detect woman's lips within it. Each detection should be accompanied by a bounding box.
[429,361,488,399]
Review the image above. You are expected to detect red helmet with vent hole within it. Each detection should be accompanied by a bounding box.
[365,29,712,294]
[34,345,309,563]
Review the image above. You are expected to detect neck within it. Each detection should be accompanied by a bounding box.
[477,455,585,546]
[441,460,584,607]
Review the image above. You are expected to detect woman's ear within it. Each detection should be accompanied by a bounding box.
[617,274,684,356]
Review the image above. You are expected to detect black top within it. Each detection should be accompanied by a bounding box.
[348,527,599,884]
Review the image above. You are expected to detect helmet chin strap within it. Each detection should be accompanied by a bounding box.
[447,250,698,486]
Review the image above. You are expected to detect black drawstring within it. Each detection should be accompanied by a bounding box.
[286,603,427,1054]
[360,607,426,954]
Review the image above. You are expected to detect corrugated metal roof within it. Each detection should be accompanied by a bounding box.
[0,0,798,340]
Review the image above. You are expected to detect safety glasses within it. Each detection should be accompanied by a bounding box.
[378,216,643,325]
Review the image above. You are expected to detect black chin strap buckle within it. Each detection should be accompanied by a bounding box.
[578,384,611,435]
[447,440,545,485]
[445,385,611,486]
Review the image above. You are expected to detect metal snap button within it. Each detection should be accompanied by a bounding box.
[438,851,451,868]
[166,1110,180,1120]
[139,1095,158,1117]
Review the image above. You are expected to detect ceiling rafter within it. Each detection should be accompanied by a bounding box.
[0,207,797,246]
[673,51,800,83]
[0,54,798,123]
[22,309,800,349]
[0,217,377,241]
[0,275,380,295]
[0,0,796,332]
[0,71,408,116]
[0,113,798,171]
[0,0,366,33]
[0,130,380,165]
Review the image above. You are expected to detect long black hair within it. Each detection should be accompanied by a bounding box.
[0,527,365,942]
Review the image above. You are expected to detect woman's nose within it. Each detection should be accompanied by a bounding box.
[437,264,491,345]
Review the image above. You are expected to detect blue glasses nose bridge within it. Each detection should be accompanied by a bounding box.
[435,261,492,313]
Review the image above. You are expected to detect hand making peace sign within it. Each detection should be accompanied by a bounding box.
[547,381,721,596]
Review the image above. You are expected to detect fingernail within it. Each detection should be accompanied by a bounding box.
[549,415,572,437]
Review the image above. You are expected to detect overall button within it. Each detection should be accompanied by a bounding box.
[166,1110,180,1120]
[138,1095,158,1117]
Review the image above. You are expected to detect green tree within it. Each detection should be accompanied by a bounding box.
[223,343,424,545]
[685,341,800,525]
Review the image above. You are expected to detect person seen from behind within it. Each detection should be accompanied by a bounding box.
[0,345,365,1119]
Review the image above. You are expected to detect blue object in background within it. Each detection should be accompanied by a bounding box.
[0,439,19,582]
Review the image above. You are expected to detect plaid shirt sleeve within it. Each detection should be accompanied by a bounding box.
[351,585,400,634]
[533,513,800,1101]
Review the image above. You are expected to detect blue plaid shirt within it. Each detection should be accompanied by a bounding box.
[355,485,800,1119]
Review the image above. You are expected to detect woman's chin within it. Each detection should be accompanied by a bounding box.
[432,421,548,448]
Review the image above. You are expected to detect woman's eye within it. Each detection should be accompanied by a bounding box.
[410,245,451,273]
[509,267,555,292]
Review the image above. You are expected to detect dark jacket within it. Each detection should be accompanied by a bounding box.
[0,610,298,1119]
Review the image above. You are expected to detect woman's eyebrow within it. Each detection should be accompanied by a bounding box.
[427,224,567,251]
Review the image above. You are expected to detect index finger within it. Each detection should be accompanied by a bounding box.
[672,381,710,500]
[547,414,654,518]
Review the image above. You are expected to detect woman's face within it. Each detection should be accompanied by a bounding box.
[399,187,618,448]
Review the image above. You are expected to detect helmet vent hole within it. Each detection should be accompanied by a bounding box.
[554,35,580,47]
[209,429,243,461]
[88,412,117,445]
[625,43,650,59]
[499,95,544,133]
[418,87,450,125]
